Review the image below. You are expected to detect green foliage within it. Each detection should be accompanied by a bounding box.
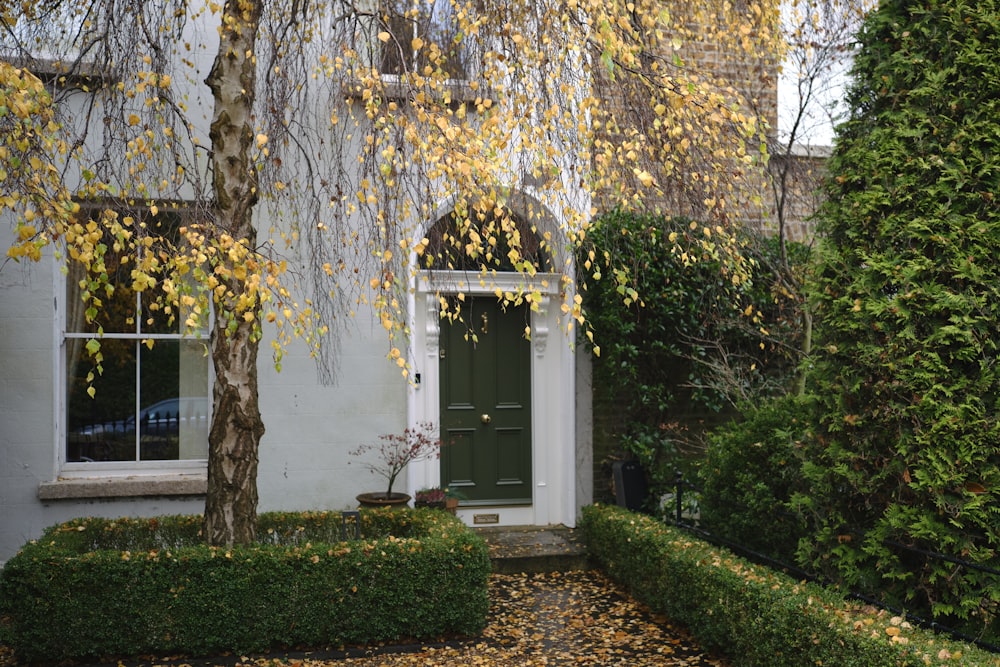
[699,395,814,563]
[581,210,805,495]
[803,0,1000,635]
[580,505,1000,667]
[0,510,490,662]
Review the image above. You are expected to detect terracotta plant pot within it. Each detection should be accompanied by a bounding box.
[356,492,411,508]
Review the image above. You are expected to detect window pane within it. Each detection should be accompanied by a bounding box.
[63,204,208,466]
[1,3,87,59]
[66,339,137,462]
[140,212,184,335]
[420,0,467,79]
[421,211,553,271]
[380,0,469,79]
[65,238,137,335]
[65,209,186,335]
[139,340,209,460]
[380,8,412,75]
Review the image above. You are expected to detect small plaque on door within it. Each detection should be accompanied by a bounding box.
[473,513,499,525]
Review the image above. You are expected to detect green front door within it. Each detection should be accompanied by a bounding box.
[439,297,532,504]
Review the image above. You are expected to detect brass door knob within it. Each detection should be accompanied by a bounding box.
[481,414,491,424]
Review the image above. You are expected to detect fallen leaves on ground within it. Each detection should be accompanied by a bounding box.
[452,569,731,666]
[0,570,728,666]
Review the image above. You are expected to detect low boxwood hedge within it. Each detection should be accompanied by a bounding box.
[0,508,489,662]
[580,504,1000,667]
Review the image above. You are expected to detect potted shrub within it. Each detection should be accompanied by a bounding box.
[444,488,462,514]
[415,487,447,509]
[351,422,441,508]
[415,487,462,513]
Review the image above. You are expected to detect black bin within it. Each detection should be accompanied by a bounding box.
[612,460,648,512]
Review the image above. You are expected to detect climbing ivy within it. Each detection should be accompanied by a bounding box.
[581,210,805,498]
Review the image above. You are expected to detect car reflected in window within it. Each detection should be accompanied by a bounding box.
[68,397,209,462]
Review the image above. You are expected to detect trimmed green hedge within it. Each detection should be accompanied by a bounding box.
[0,509,489,662]
[580,504,1000,667]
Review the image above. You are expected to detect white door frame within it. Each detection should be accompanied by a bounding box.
[406,267,577,528]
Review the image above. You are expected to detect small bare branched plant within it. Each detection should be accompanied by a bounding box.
[350,422,441,498]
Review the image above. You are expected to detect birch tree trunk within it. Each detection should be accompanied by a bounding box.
[203,0,265,547]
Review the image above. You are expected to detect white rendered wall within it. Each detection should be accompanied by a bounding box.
[0,234,207,564]
[255,317,408,513]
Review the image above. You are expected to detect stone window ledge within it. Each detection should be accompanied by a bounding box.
[38,473,208,500]
[8,56,116,88]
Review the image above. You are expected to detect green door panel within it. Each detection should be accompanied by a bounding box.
[440,298,532,504]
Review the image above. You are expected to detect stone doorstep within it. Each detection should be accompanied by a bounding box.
[474,525,593,574]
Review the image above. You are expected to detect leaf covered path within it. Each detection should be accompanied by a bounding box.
[434,569,731,666]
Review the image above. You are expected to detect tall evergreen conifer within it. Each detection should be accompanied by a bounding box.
[802,0,1000,633]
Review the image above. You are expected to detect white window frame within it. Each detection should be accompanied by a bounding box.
[378,0,477,84]
[54,208,211,479]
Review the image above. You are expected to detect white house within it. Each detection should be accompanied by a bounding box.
[0,0,596,564]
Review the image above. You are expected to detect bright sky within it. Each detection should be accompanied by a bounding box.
[776,0,872,149]
[777,60,849,147]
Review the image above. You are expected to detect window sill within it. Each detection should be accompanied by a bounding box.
[7,55,115,88]
[38,472,208,500]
